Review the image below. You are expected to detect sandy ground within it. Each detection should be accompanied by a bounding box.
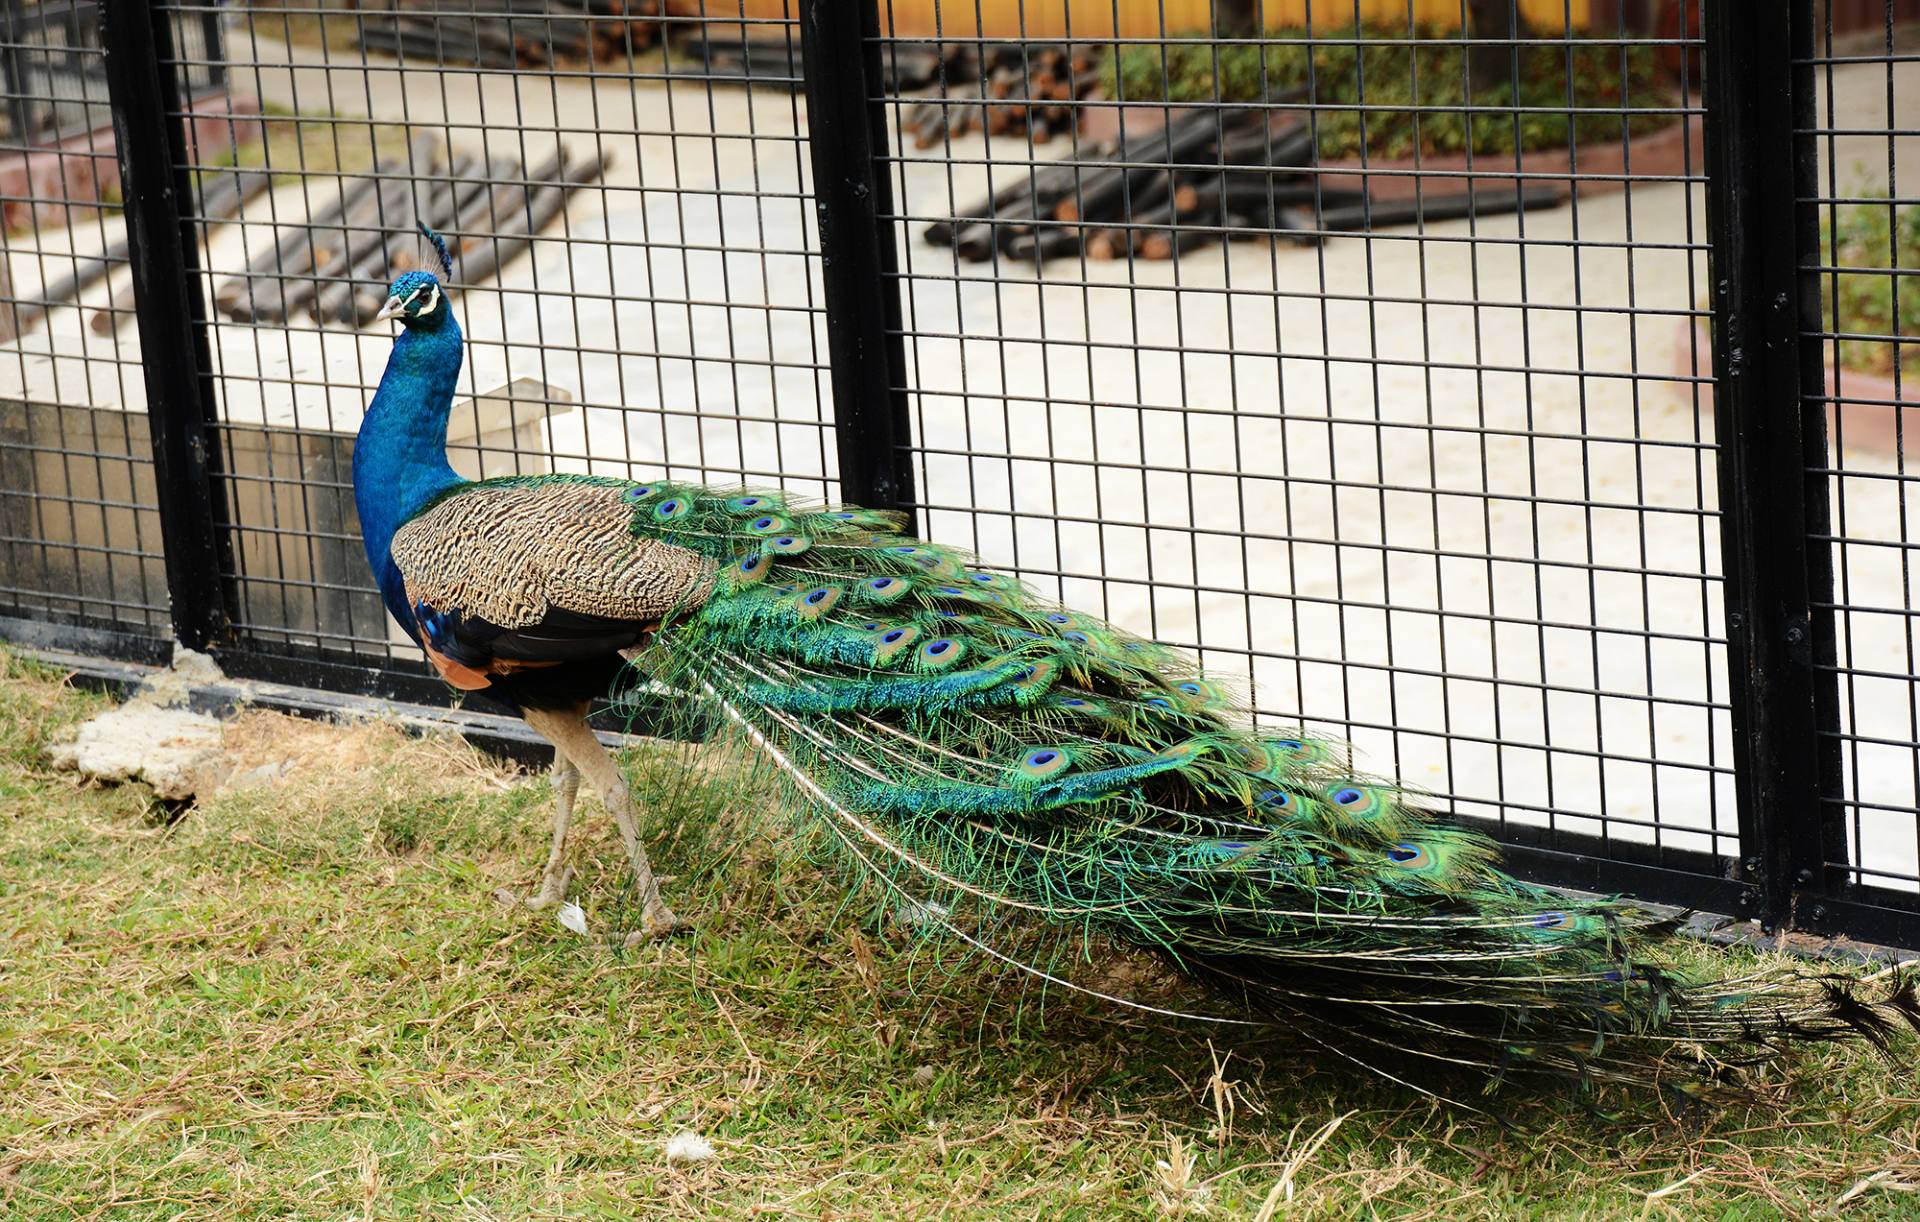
[4,31,1915,881]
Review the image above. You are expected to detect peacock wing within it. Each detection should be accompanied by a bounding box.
[389,476,716,686]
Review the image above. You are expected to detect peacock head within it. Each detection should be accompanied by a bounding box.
[373,270,449,329]
[374,224,457,329]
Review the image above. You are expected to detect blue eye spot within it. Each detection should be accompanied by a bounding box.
[1178,682,1203,694]
[925,639,953,656]
[775,537,797,548]
[1060,698,1087,707]
[1047,613,1071,624]
[738,556,759,572]
[829,511,855,519]
[804,588,831,605]
[1334,788,1363,805]
[868,578,894,590]
[1220,842,1247,851]
[752,517,776,530]
[860,621,883,631]
[1064,631,1090,644]
[882,630,906,644]
[625,485,656,500]
[1532,911,1569,929]
[936,586,964,596]
[1278,739,1303,750]
[970,573,994,583]
[1388,844,1420,864]
[1148,697,1174,710]
[1027,750,1057,766]
[891,545,921,554]
[739,497,762,508]
[1257,789,1289,808]
[656,500,681,515]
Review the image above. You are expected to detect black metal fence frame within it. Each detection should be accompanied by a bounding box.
[8,0,1911,948]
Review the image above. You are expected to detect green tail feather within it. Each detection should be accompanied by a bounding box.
[564,476,1918,1107]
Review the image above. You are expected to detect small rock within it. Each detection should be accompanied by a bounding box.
[48,647,234,801]
[50,702,227,801]
[664,1131,715,1166]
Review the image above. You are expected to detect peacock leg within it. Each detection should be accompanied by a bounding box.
[520,704,681,938]
[522,754,578,909]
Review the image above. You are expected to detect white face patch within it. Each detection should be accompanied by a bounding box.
[414,284,440,316]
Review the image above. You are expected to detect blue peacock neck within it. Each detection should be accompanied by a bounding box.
[354,309,466,626]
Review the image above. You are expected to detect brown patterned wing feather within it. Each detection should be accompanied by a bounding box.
[389,480,716,672]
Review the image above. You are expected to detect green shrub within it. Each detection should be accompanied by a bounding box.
[1104,24,1679,160]
[1822,197,1919,377]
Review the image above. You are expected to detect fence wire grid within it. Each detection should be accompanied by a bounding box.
[0,0,1916,947]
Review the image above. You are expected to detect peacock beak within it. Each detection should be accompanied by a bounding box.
[373,295,406,322]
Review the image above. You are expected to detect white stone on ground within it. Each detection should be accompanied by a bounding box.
[50,648,231,801]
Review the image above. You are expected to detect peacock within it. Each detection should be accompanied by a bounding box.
[356,230,1916,1109]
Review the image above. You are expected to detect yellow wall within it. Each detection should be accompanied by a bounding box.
[727,1,1590,37]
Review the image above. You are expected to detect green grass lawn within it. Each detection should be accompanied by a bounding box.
[3,646,1918,1219]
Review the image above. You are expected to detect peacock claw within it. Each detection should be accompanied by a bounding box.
[522,864,576,910]
[614,902,687,948]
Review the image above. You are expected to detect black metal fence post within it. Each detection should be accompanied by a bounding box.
[98,0,232,653]
[795,0,917,526]
[1701,0,1846,934]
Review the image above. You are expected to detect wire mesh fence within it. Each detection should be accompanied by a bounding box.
[1798,5,1920,908]
[0,0,1915,946]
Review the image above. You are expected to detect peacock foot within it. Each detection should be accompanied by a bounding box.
[522,863,576,910]
[617,900,685,949]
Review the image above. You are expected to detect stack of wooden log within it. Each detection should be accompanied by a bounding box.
[928,105,1563,263]
[670,29,805,81]
[673,30,956,91]
[213,138,605,328]
[897,42,1101,146]
[357,0,701,68]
